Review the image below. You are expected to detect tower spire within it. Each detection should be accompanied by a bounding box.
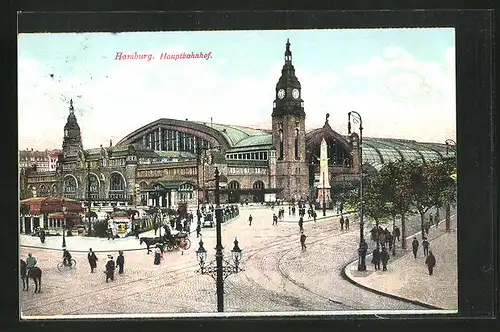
[69,98,74,115]
[285,38,292,63]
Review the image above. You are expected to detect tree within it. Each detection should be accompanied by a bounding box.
[362,173,392,246]
[410,160,445,239]
[380,160,415,249]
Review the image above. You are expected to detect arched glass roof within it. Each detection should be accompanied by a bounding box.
[361,138,448,171]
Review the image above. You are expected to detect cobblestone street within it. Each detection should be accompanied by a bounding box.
[20,205,456,317]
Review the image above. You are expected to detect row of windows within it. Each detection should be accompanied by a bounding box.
[137,167,197,178]
[227,180,266,190]
[27,176,57,183]
[226,151,268,161]
[143,128,211,153]
[228,167,268,175]
[108,158,126,167]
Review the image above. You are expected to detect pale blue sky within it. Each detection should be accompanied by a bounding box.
[18,29,456,150]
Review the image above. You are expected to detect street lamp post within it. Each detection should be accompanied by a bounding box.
[195,167,242,312]
[445,139,456,232]
[348,111,366,271]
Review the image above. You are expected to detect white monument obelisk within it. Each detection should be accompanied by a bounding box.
[317,137,332,205]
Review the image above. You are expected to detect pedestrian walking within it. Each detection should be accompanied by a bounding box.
[371,246,381,270]
[87,248,98,273]
[380,246,390,271]
[425,250,436,275]
[153,223,158,236]
[425,221,431,235]
[288,206,291,215]
[272,214,278,225]
[248,214,253,226]
[345,216,349,230]
[105,255,115,282]
[422,237,430,256]
[116,251,124,274]
[313,211,317,222]
[134,224,140,239]
[339,216,344,230]
[154,246,162,265]
[412,237,419,259]
[298,217,304,232]
[300,232,307,250]
[196,224,201,238]
[387,233,394,251]
[393,226,400,242]
[107,227,114,240]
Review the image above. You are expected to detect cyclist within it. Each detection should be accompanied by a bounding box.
[62,249,73,267]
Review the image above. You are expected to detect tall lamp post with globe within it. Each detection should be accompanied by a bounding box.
[62,200,67,248]
[348,110,367,271]
[195,167,243,312]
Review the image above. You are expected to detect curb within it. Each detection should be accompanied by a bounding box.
[340,261,442,310]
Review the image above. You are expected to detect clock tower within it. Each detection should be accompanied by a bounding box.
[271,39,308,201]
[61,99,84,171]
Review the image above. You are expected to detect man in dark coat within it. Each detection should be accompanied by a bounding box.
[298,217,304,232]
[196,224,201,238]
[387,233,394,251]
[339,216,344,230]
[422,237,430,256]
[134,225,140,239]
[87,248,98,273]
[393,226,401,242]
[425,250,437,275]
[313,211,317,222]
[248,214,253,226]
[371,246,381,270]
[345,217,350,230]
[412,237,419,258]
[380,246,390,271]
[105,255,115,282]
[153,223,158,236]
[116,251,124,274]
[300,232,307,250]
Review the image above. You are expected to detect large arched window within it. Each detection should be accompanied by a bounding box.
[86,174,100,199]
[51,184,58,197]
[253,181,265,190]
[109,172,126,200]
[63,176,77,199]
[227,180,241,190]
[39,185,49,197]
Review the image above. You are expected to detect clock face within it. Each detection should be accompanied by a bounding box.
[292,88,300,99]
[277,89,285,99]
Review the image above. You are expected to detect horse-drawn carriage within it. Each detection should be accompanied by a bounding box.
[140,230,191,253]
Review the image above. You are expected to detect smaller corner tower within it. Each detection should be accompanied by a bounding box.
[61,99,84,170]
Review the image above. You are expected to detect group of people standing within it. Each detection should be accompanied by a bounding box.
[87,248,125,282]
[339,216,350,230]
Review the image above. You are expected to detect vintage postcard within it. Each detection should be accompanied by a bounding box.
[18,28,457,319]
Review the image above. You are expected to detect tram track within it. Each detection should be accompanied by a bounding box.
[22,210,446,315]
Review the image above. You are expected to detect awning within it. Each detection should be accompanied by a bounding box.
[47,212,82,219]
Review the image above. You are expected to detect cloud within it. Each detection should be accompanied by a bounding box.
[18,43,456,150]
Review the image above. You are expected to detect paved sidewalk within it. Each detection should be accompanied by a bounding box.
[344,216,457,310]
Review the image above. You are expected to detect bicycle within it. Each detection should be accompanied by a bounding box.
[57,259,77,271]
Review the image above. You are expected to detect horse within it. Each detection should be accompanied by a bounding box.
[140,237,162,254]
[20,259,42,293]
